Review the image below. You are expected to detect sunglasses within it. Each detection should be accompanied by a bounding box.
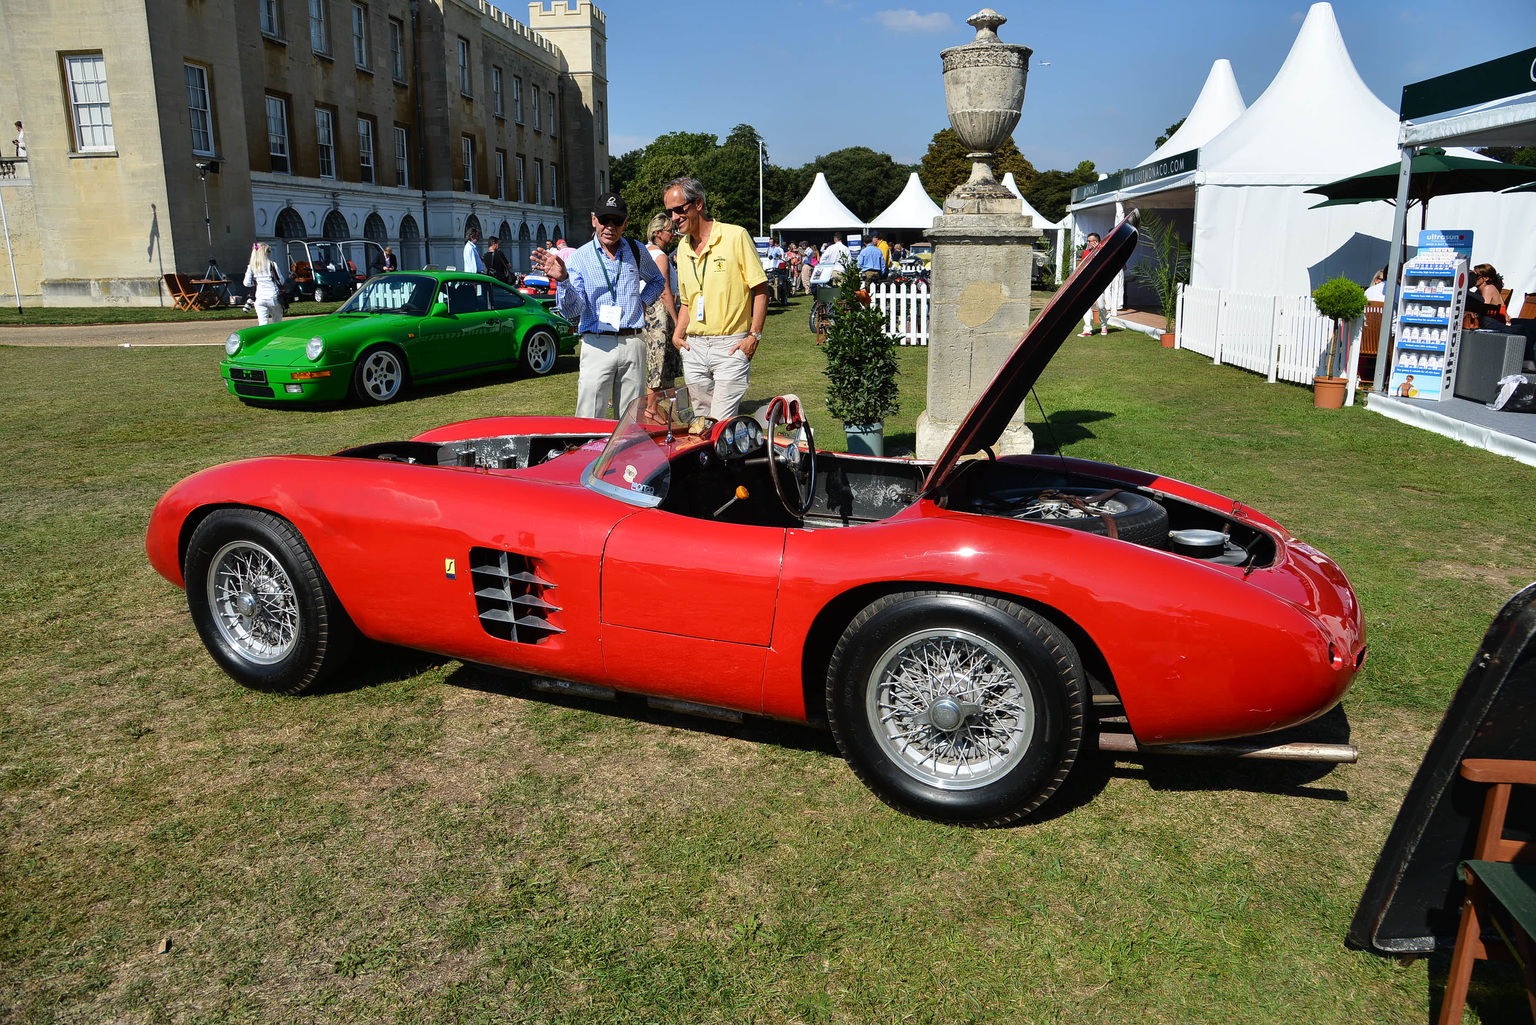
[597,215,626,228]
[665,199,695,217]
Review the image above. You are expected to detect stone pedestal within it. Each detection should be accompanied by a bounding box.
[916,213,1042,459]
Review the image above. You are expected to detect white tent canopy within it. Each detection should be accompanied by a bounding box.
[1001,172,1059,229]
[770,172,864,233]
[867,172,942,230]
[1064,3,1535,300]
[1139,59,1246,167]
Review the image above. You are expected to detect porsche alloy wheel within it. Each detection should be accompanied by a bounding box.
[520,328,558,376]
[185,509,356,694]
[352,347,406,404]
[827,591,1086,826]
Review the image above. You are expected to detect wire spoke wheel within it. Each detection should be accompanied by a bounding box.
[868,629,1037,789]
[185,509,357,694]
[207,540,300,664]
[827,591,1085,826]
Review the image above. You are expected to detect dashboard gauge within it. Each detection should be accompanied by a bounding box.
[733,420,753,454]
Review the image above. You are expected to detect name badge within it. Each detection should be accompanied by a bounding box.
[598,303,622,330]
[694,294,706,322]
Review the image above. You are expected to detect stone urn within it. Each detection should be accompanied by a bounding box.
[940,9,1032,214]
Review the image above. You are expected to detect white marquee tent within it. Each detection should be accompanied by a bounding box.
[866,173,942,231]
[770,172,864,235]
[1138,58,1246,168]
[1001,172,1067,279]
[1069,3,1536,302]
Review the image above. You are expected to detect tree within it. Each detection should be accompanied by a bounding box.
[1022,160,1098,224]
[1155,118,1186,149]
[806,147,918,221]
[693,123,769,232]
[645,131,718,162]
[1477,145,1536,166]
[918,127,1036,201]
[620,152,695,237]
[608,148,643,197]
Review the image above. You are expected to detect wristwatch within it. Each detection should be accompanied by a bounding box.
[748,330,762,341]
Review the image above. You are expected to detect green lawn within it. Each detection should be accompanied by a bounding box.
[2,296,1533,1023]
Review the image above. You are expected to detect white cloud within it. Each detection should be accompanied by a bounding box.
[872,9,952,33]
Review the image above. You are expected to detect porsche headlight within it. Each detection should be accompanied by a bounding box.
[225,333,241,356]
[306,337,325,361]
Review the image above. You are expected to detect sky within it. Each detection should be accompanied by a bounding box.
[556,0,1536,175]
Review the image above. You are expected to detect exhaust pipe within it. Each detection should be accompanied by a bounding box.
[1097,732,1358,763]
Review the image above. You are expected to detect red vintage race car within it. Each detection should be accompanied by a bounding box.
[146,220,1365,826]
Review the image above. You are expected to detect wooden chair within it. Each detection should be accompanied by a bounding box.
[1437,758,1536,1025]
[163,273,205,311]
[1357,301,1383,385]
[1517,294,1536,322]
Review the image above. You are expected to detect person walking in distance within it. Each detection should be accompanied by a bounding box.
[665,176,767,421]
[243,243,285,326]
[462,227,486,275]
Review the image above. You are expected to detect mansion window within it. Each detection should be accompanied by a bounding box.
[65,54,115,152]
[185,63,214,156]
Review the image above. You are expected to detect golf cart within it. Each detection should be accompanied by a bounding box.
[284,239,385,303]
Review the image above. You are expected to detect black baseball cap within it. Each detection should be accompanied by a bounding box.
[593,192,628,219]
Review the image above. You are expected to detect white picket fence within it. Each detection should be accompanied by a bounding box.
[1176,284,1351,384]
[867,280,931,346]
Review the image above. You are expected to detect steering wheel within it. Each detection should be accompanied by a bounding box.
[766,395,816,516]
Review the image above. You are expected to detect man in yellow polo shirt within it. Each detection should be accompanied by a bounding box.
[664,176,768,420]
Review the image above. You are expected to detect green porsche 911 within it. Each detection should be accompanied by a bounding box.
[221,271,578,405]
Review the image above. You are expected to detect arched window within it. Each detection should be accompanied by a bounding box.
[322,209,349,240]
[363,212,387,242]
[274,207,305,239]
[399,214,421,270]
[465,213,482,239]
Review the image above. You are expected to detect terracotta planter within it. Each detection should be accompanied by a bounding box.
[1313,376,1348,409]
[1160,332,1175,348]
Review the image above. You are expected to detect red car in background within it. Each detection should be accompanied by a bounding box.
[146,220,1364,826]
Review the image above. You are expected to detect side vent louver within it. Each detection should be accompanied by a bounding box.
[469,547,563,644]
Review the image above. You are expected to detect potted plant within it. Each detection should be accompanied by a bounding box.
[1310,275,1368,409]
[823,258,900,456]
[1130,212,1190,347]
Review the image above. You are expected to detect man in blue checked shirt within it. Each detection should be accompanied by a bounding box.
[533,192,665,418]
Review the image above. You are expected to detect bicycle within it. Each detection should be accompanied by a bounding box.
[808,300,833,342]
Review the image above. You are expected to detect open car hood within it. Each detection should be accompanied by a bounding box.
[919,216,1139,497]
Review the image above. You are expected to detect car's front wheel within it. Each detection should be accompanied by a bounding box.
[352,346,407,404]
[184,508,357,694]
[519,327,558,376]
[826,591,1086,826]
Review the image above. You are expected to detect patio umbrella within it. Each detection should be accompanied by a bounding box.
[1305,148,1536,229]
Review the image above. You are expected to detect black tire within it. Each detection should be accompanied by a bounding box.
[351,345,407,404]
[184,508,357,695]
[826,591,1086,826]
[519,327,558,376]
[1004,488,1169,548]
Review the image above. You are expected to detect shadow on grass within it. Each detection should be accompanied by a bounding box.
[235,354,581,413]
[1028,408,1116,455]
[445,662,841,758]
[305,642,455,695]
[1106,704,1355,800]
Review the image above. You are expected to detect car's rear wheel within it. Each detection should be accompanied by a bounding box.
[827,591,1086,826]
[352,346,407,404]
[520,327,558,376]
[184,509,356,695]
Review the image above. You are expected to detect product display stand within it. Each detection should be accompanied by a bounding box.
[1388,250,1468,401]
